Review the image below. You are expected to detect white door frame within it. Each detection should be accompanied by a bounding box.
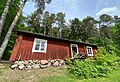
[70,44,79,58]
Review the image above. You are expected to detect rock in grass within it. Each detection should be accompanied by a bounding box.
[60,60,65,64]
[40,65,48,68]
[15,61,19,64]
[32,64,40,69]
[50,60,55,64]
[11,64,18,69]
[47,62,51,67]
[23,61,29,65]
[17,61,24,65]
[18,64,25,70]
[41,60,48,65]
[53,61,59,67]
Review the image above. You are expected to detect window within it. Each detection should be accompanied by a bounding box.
[86,46,93,56]
[71,44,78,58]
[32,38,47,53]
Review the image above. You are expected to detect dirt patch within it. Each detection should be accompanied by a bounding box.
[0,63,66,82]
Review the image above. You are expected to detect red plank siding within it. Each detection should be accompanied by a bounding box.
[10,32,97,61]
[10,34,70,61]
[78,44,86,53]
[9,34,23,61]
[92,46,97,57]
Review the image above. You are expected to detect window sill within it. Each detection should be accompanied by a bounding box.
[32,50,46,53]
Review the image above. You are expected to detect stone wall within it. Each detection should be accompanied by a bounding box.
[11,59,65,70]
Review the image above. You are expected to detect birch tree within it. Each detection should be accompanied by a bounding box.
[0,0,27,59]
[0,0,51,60]
[0,0,12,42]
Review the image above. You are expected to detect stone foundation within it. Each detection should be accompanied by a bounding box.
[11,59,65,70]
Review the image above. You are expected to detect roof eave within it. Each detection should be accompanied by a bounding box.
[17,30,97,47]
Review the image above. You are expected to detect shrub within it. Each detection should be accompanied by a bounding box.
[95,47,118,66]
[67,47,118,79]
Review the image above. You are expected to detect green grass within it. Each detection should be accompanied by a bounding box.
[40,67,120,82]
[39,76,78,82]
[0,63,120,82]
[0,63,10,76]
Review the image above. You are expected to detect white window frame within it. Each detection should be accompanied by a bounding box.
[32,38,47,53]
[86,46,93,56]
[71,44,79,58]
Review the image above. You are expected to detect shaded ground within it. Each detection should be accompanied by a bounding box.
[0,62,120,82]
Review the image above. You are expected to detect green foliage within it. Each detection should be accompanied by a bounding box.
[87,37,118,54]
[87,37,102,46]
[112,23,120,50]
[1,0,20,41]
[82,16,98,41]
[0,0,21,60]
[67,47,118,79]
[99,14,113,24]
[96,47,117,66]
[69,18,82,40]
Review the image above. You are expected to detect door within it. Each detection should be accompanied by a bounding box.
[71,44,78,58]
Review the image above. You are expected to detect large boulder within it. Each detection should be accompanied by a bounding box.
[47,62,51,67]
[60,60,65,64]
[23,61,28,65]
[32,64,40,69]
[11,64,18,69]
[50,60,55,64]
[17,61,24,65]
[15,61,19,64]
[18,64,25,70]
[40,65,48,68]
[59,63,62,66]
[41,60,48,65]
[53,61,59,67]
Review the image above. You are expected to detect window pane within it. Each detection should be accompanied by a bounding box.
[40,41,45,51]
[36,40,40,44]
[35,44,40,50]
[87,48,92,55]
[34,40,41,50]
[41,41,45,45]
[72,47,77,53]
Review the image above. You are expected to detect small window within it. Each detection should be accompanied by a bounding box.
[86,46,93,56]
[32,38,47,53]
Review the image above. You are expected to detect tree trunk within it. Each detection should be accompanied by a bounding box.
[0,0,12,44]
[0,0,27,60]
[44,26,46,35]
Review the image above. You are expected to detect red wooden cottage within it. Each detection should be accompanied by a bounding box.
[9,30,97,61]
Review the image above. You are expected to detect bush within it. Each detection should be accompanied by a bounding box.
[95,47,118,66]
[67,47,118,79]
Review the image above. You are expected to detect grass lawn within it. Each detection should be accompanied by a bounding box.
[0,62,120,82]
[40,67,120,82]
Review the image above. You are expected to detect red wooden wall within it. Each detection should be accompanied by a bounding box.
[10,34,71,61]
[10,33,97,61]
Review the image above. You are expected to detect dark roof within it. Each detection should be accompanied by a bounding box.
[17,30,97,47]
